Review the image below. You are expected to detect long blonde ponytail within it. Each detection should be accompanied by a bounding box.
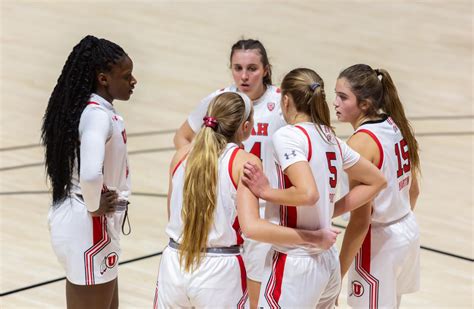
[179,92,248,272]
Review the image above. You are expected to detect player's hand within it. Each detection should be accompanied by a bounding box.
[312,227,340,250]
[242,161,270,199]
[90,191,118,217]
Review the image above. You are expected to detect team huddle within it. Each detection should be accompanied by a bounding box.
[42,36,421,308]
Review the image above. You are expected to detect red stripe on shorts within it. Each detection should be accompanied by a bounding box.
[354,226,379,308]
[236,255,248,308]
[264,251,287,308]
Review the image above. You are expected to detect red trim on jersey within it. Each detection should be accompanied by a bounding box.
[172,153,188,177]
[277,167,298,228]
[286,207,297,228]
[236,255,248,308]
[284,175,297,228]
[228,147,241,189]
[87,101,100,105]
[354,225,379,309]
[356,129,384,169]
[232,217,244,245]
[264,251,287,307]
[294,125,312,161]
[229,146,244,245]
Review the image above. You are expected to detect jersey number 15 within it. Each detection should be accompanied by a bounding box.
[395,139,410,178]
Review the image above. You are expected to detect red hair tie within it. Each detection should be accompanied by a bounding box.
[203,116,218,130]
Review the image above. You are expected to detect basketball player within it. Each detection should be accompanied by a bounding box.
[41,35,137,308]
[334,64,421,308]
[155,92,338,308]
[173,38,285,307]
[241,68,387,308]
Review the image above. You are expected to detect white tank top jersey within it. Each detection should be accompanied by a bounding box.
[166,143,244,248]
[187,85,286,217]
[70,93,131,211]
[270,122,360,256]
[355,116,412,223]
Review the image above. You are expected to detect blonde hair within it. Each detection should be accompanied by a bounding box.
[180,92,248,272]
[338,64,420,175]
[281,68,333,140]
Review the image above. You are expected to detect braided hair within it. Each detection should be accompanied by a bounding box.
[41,35,127,203]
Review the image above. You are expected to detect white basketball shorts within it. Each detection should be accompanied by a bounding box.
[347,211,420,308]
[48,195,125,285]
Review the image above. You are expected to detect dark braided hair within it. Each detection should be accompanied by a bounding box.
[41,35,127,203]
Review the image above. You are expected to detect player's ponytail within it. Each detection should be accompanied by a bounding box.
[281,68,333,141]
[378,69,420,174]
[338,64,420,175]
[180,92,249,272]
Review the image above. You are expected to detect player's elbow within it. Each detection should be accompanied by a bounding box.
[173,122,194,150]
[302,187,319,205]
[80,171,102,186]
[239,220,260,241]
[173,131,186,149]
[376,173,388,192]
[409,181,420,200]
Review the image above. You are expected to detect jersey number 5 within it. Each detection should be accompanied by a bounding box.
[326,152,337,188]
[395,139,410,177]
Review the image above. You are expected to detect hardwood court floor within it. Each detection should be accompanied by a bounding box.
[1,1,472,308]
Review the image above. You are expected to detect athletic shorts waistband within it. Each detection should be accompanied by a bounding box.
[168,238,241,254]
[372,212,412,228]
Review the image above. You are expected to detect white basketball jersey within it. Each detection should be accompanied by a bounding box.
[243,85,285,197]
[188,85,285,217]
[71,93,131,204]
[166,143,244,248]
[270,123,360,256]
[355,116,412,223]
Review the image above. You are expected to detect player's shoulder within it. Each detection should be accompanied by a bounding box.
[349,129,380,158]
[274,124,301,138]
[267,84,281,95]
[201,85,236,102]
[214,85,237,95]
[234,147,262,167]
[170,144,191,172]
[349,129,375,146]
[266,85,282,101]
[81,104,110,123]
